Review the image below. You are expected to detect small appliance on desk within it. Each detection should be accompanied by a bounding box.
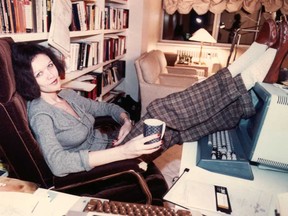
[196,82,288,180]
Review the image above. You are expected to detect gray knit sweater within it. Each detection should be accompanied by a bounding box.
[27,89,127,177]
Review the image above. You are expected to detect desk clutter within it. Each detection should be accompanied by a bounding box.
[175,49,221,75]
[0,185,193,216]
[68,197,192,216]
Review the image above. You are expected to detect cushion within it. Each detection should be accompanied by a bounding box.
[139,51,161,84]
[0,38,15,103]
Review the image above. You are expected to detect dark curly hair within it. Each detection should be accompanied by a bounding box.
[11,42,65,101]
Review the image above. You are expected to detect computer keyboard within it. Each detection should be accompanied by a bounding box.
[208,130,237,160]
[67,197,192,216]
[196,129,254,180]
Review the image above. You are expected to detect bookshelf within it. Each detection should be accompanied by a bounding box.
[0,0,129,102]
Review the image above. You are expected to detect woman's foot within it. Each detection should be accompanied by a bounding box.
[228,18,277,77]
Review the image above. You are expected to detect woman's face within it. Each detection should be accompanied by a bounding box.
[31,54,61,93]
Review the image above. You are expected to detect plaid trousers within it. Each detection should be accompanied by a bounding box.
[123,68,255,159]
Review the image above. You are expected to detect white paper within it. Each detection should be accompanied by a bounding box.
[185,180,216,211]
[164,169,217,212]
[0,192,39,216]
[48,0,72,56]
[32,188,79,216]
[228,186,273,216]
[164,169,274,216]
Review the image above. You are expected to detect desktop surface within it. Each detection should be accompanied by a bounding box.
[176,142,288,216]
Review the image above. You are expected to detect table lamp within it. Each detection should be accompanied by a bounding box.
[189,28,216,65]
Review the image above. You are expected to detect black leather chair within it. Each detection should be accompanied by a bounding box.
[0,38,168,206]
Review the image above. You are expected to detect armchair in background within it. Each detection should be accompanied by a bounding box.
[0,38,168,206]
[135,50,199,116]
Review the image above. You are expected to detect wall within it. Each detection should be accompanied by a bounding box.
[120,0,144,101]
[124,0,248,101]
[123,0,163,101]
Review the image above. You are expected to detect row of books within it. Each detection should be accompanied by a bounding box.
[70,1,129,32]
[70,1,102,31]
[65,41,100,73]
[0,0,129,34]
[104,5,129,30]
[0,0,51,34]
[74,60,126,100]
[102,61,124,87]
[103,35,126,62]
[102,90,125,103]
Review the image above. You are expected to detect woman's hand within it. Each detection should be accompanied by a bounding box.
[113,118,133,146]
[88,134,162,168]
[118,134,162,159]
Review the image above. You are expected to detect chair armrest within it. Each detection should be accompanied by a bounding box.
[158,73,198,87]
[166,66,199,76]
[53,158,146,188]
[53,159,154,204]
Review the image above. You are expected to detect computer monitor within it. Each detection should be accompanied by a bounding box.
[238,82,288,171]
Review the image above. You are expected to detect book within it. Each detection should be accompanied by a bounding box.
[24,0,34,32]
[35,0,43,32]
[118,35,126,55]
[104,5,109,29]
[71,2,80,31]
[71,1,87,31]
[46,0,52,31]
[94,5,101,30]
[92,72,103,97]
[112,60,126,79]
[3,0,12,32]
[77,42,86,70]
[123,9,129,29]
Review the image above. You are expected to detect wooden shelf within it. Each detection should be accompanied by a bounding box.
[106,0,127,5]
[0,32,48,42]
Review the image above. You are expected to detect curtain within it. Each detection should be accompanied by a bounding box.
[163,0,288,15]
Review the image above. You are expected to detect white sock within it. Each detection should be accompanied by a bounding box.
[241,48,277,90]
[228,42,268,77]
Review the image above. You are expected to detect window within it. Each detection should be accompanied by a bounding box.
[162,7,282,45]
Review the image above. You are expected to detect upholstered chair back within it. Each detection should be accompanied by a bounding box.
[135,50,199,116]
[0,38,54,187]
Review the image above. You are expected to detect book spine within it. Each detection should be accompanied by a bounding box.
[35,0,42,32]
[23,0,33,32]
[71,3,80,31]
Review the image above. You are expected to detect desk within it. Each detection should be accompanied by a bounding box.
[177,142,288,216]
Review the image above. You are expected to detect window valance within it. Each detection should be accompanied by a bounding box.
[163,0,288,15]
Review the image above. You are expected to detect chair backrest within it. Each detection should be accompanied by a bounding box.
[135,50,169,85]
[0,38,54,188]
[135,50,190,116]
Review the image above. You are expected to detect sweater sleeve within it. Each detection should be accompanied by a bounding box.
[60,89,129,124]
[29,113,92,177]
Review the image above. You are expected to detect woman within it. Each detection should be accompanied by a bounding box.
[11,18,286,177]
